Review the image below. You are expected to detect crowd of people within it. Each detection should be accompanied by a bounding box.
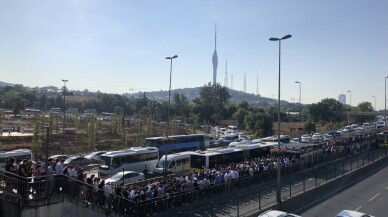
[0,134,379,215]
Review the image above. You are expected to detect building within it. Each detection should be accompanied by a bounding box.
[338,94,346,104]
[212,25,218,85]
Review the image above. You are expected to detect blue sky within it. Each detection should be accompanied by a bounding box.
[0,1,387,109]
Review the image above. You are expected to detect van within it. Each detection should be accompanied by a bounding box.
[153,151,195,175]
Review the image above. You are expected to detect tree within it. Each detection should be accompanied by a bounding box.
[232,108,248,128]
[244,111,273,138]
[193,83,231,124]
[304,120,316,133]
[305,98,345,123]
[354,102,374,123]
[173,93,190,120]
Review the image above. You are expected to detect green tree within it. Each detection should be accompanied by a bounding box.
[244,111,273,138]
[173,93,190,120]
[88,117,96,151]
[304,120,316,133]
[354,101,374,123]
[232,108,248,128]
[193,83,231,124]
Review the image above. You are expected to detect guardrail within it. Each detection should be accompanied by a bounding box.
[0,146,386,217]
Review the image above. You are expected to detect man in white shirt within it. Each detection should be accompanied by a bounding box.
[55,159,64,175]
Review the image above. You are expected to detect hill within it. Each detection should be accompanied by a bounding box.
[126,87,290,108]
[0,81,13,87]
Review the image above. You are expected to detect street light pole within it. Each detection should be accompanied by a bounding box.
[295,81,302,122]
[372,96,376,112]
[61,79,68,134]
[385,76,388,129]
[347,90,351,123]
[165,55,178,177]
[269,34,292,209]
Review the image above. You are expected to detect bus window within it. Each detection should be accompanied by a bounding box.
[169,161,176,168]
[112,158,120,168]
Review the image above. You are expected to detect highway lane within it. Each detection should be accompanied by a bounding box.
[299,164,388,217]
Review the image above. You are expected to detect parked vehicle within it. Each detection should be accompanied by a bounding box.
[64,156,92,167]
[336,210,374,217]
[48,155,70,161]
[104,171,145,185]
[84,151,107,163]
[258,209,301,217]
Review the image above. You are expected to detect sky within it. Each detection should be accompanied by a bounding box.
[0,1,388,109]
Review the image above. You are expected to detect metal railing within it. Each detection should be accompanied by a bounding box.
[0,146,386,217]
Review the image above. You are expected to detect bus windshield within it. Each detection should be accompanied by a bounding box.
[156,159,170,168]
[99,156,111,170]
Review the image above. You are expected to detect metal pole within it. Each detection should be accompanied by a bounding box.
[62,79,68,134]
[165,55,177,178]
[276,39,282,208]
[385,76,387,129]
[43,126,50,198]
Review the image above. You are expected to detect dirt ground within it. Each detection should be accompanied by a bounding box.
[0,115,306,156]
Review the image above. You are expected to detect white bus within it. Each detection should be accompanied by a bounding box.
[98,147,159,178]
[101,112,114,121]
[190,148,244,169]
[0,149,33,169]
[153,151,197,175]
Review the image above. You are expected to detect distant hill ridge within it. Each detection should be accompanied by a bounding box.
[128,87,289,108]
[0,81,13,87]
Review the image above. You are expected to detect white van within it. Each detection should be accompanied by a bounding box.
[153,151,196,175]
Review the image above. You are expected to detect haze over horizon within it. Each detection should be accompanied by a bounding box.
[0,1,387,109]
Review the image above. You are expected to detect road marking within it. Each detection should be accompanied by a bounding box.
[385,186,388,190]
[368,193,381,202]
[355,206,362,211]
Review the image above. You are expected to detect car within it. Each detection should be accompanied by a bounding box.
[336,210,375,217]
[290,137,300,143]
[258,209,301,217]
[312,134,323,143]
[300,134,311,143]
[64,156,92,167]
[104,171,145,185]
[48,155,70,161]
[328,131,341,138]
[84,151,107,163]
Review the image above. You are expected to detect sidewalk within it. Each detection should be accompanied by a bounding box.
[0,132,33,137]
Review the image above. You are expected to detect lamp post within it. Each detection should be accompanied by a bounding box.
[61,79,68,134]
[385,76,388,129]
[165,54,178,177]
[269,34,292,208]
[372,96,376,112]
[347,90,351,123]
[295,81,302,122]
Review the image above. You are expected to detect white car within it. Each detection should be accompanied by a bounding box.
[84,151,107,163]
[258,210,301,217]
[104,171,145,185]
[336,210,375,217]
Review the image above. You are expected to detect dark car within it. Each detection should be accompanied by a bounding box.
[327,131,341,139]
[64,156,92,167]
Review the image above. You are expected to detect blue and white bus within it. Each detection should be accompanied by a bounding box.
[145,134,207,156]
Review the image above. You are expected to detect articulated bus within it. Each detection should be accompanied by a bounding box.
[145,134,207,156]
[236,142,278,161]
[0,149,33,169]
[190,148,244,169]
[98,147,158,178]
[281,143,323,170]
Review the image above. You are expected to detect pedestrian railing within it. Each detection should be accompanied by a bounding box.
[0,146,386,217]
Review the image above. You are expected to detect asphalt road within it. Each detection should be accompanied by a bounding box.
[299,164,388,217]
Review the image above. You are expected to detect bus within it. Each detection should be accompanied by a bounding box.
[145,134,207,156]
[153,151,197,175]
[98,147,159,178]
[101,112,114,121]
[0,149,33,169]
[190,148,244,169]
[236,142,278,160]
[25,109,42,117]
[281,143,323,170]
